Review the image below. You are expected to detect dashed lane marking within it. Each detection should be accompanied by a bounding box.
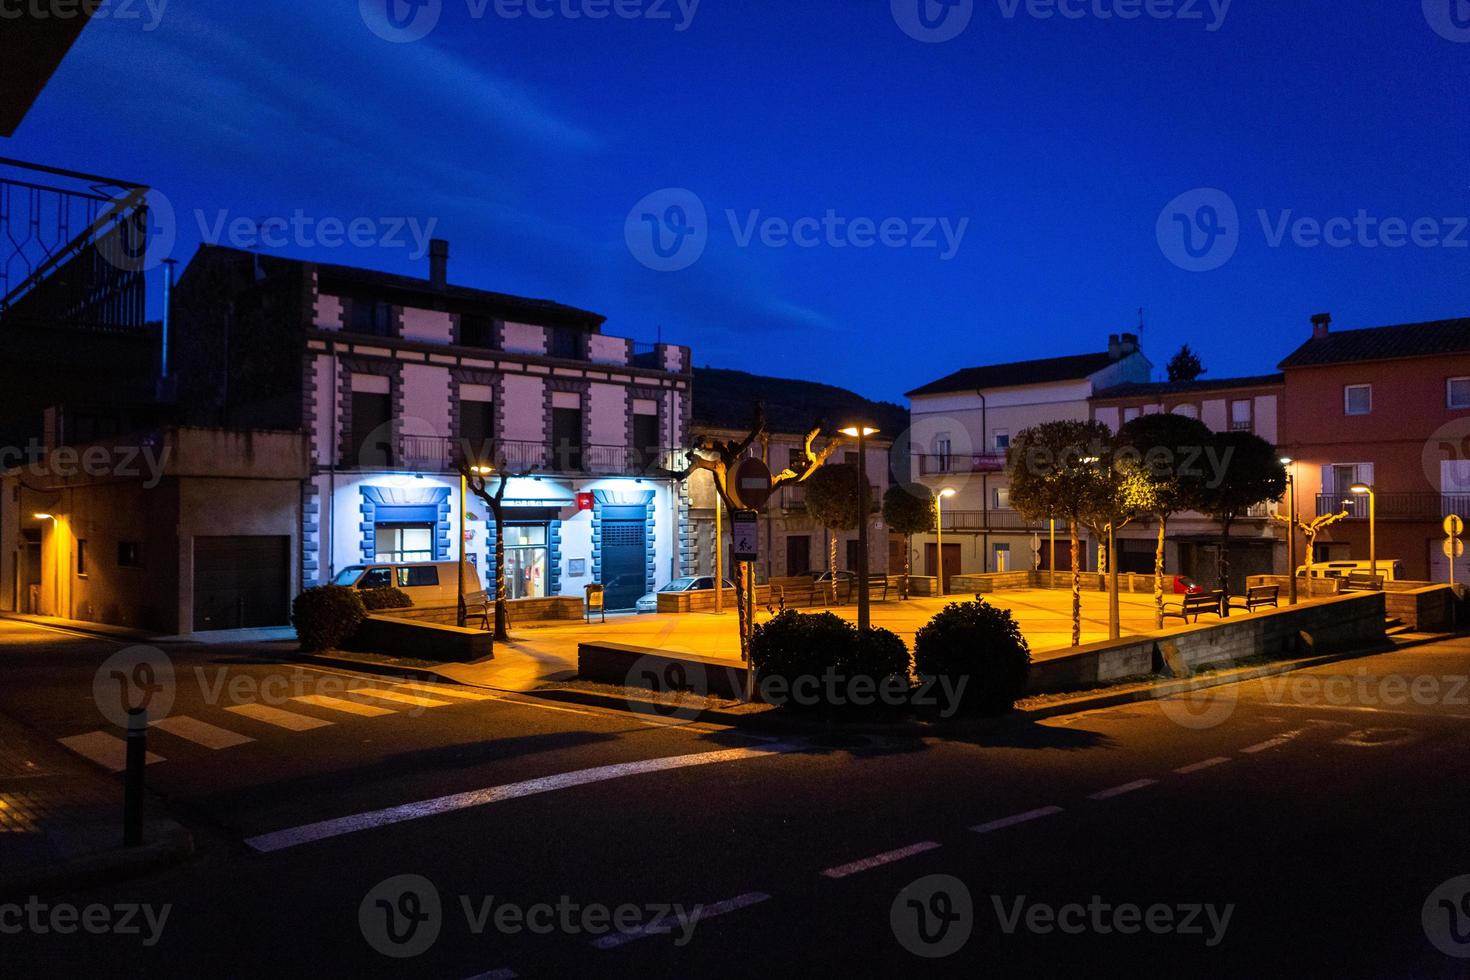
[293,695,396,718]
[1089,778,1158,800]
[1175,757,1231,774]
[58,732,164,771]
[970,806,1065,834]
[151,715,254,749]
[1240,737,1291,754]
[245,742,805,853]
[394,682,498,701]
[349,689,455,709]
[591,892,772,950]
[820,841,941,879]
[226,703,333,732]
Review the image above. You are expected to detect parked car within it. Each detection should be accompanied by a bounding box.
[1173,575,1206,595]
[1296,560,1403,582]
[636,576,735,613]
[332,561,487,609]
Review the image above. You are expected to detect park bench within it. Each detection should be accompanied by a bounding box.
[864,574,890,601]
[1163,590,1224,624]
[1343,571,1385,592]
[1229,584,1280,614]
[774,580,818,608]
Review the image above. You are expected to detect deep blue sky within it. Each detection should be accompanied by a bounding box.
[10,0,1469,402]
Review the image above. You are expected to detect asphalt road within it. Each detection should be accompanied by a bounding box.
[3,619,1470,978]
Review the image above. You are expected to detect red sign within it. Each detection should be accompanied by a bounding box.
[576,492,595,512]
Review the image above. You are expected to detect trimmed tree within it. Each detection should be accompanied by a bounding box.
[1117,413,1213,627]
[1194,431,1287,605]
[882,483,936,599]
[805,462,864,604]
[1166,345,1205,383]
[1008,420,1116,647]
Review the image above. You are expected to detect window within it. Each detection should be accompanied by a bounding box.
[398,566,439,588]
[548,326,584,360]
[787,448,808,475]
[375,525,433,563]
[459,398,495,461]
[1344,384,1372,416]
[992,487,1011,510]
[76,539,87,577]
[1230,399,1252,432]
[348,300,394,337]
[1324,463,1373,516]
[460,314,497,349]
[504,524,548,600]
[357,567,393,590]
[551,406,583,470]
[633,413,660,470]
[1450,377,1470,410]
[1122,407,1141,424]
[935,434,953,473]
[993,430,1010,451]
[117,542,142,568]
[1173,404,1199,419]
[351,388,394,467]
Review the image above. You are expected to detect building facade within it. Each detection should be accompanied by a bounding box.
[174,243,693,613]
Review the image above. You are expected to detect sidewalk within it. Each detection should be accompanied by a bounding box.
[0,712,192,897]
[0,611,155,643]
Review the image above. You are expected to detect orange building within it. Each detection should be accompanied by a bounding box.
[1277,314,1470,582]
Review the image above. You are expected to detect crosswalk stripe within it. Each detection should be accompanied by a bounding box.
[394,682,497,701]
[349,689,454,708]
[293,695,397,718]
[58,732,164,771]
[226,703,333,731]
[151,715,254,749]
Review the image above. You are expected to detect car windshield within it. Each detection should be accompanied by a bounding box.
[332,566,365,586]
[661,577,699,592]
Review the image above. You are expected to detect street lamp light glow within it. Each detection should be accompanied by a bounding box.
[32,513,53,521]
[1349,482,1372,495]
[1279,456,1293,466]
[839,425,879,438]
[939,487,957,498]
[470,464,495,476]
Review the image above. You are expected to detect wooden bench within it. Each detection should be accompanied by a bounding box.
[864,574,890,601]
[773,580,819,609]
[1229,584,1279,614]
[1163,591,1224,623]
[1343,571,1385,592]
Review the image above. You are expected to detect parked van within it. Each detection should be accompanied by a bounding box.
[332,561,487,609]
[1295,559,1403,582]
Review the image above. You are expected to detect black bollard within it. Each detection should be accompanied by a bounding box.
[124,706,146,847]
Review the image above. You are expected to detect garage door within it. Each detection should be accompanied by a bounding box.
[601,519,647,611]
[193,536,290,631]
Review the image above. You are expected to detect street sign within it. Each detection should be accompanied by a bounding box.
[729,458,774,511]
[1445,514,1465,537]
[731,510,760,562]
[1444,537,1465,560]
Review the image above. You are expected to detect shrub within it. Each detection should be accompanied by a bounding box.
[749,611,912,711]
[913,599,1031,716]
[750,610,854,685]
[842,626,912,690]
[292,586,367,653]
[360,587,413,611]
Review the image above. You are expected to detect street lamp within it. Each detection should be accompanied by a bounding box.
[32,513,54,521]
[1349,482,1377,583]
[1281,457,1298,605]
[840,425,880,632]
[935,487,957,597]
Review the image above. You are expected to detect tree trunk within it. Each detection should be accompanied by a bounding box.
[1153,515,1167,630]
[734,556,749,663]
[1218,517,1233,614]
[828,528,838,605]
[490,500,510,641]
[1070,522,1082,647]
[902,533,912,600]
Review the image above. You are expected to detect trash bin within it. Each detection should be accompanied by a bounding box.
[584,583,606,623]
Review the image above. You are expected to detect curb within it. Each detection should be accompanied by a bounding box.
[301,652,474,685]
[0,826,195,901]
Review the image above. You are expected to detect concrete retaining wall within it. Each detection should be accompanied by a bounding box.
[659,586,776,614]
[1027,592,1388,693]
[1384,584,1462,631]
[349,614,493,663]
[577,641,748,698]
[385,597,583,626]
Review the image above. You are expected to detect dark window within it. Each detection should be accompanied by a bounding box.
[118,542,142,568]
[787,448,808,475]
[786,535,811,576]
[348,300,394,337]
[357,568,393,589]
[633,412,660,470]
[398,566,440,588]
[460,314,497,348]
[351,391,394,467]
[460,399,495,463]
[76,539,88,577]
[548,326,584,360]
[552,406,583,470]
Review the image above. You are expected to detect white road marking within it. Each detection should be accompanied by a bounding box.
[349,689,454,708]
[1089,778,1158,800]
[1240,737,1290,754]
[226,703,332,731]
[820,841,941,879]
[151,715,254,749]
[970,806,1065,834]
[394,682,497,701]
[461,971,517,980]
[591,892,771,950]
[58,732,164,771]
[246,743,804,853]
[293,695,396,718]
[1175,757,1231,774]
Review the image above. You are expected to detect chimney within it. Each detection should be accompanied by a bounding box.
[429,239,449,288]
[1108,333,1121,359]
[1311,312,1331,339]
[1118,332,1139,356]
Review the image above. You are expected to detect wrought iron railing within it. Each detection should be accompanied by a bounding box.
[1316,492,1470,521]
[915,452,1008,476]
[361,435,685,477]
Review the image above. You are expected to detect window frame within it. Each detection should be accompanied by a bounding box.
[1449,377,1470,410]
[1344,384,1372,416]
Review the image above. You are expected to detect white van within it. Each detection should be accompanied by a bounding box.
[332,561,487,609]
[1296,559,1403,582]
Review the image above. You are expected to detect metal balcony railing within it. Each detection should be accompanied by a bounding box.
[1316,492,1470,521]
[941,510,1047,532]
[915,452,1008,476]
[355,435,682,477]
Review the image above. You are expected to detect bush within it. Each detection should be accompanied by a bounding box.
[750,610,853,685]
[913,599,1031,716]
[749,611,912,711]
[360,587,413,611]
[843,627,912,690]
[292,586,367,653]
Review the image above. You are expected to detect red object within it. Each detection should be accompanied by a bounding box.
[1173,576,1203,595]
[576,492,594,512]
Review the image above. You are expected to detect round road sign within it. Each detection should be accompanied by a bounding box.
[1444,514,1465,538]
[1444,538,1465,560]
[729,457,774,511]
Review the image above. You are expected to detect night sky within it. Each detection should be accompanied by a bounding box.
[11,0,1468,401]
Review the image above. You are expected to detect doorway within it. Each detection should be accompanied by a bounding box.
[924,542,961,592]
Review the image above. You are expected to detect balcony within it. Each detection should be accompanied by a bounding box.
[1315,492,1470,522]
[941,510,1047,532]
[374,435,680,477]
[916,453,1008,476]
